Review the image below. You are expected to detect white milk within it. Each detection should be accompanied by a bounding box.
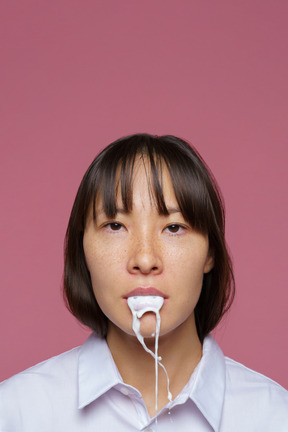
[127,296,172,418]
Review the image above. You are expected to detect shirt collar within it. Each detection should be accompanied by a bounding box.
[78,333,226,431]
[78,333,123,409]
[187,335,226,432]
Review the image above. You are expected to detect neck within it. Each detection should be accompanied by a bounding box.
[106,316,202,417]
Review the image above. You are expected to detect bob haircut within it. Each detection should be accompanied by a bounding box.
[64,134,235,343]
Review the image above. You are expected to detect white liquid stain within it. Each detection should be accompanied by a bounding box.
[127,296,172,424]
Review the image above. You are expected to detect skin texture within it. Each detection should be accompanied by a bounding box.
[83,158,214,416]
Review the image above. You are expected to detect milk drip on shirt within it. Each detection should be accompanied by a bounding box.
[127,296,172,417]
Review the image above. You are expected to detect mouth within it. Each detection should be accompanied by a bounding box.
[127,295,164,314]
[124,287,167,299]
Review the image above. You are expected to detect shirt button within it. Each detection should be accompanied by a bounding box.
[144,429,153,432]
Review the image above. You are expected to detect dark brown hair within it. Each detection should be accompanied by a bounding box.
[64,134,235,342]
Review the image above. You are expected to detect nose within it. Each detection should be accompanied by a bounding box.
[127,234,163,275]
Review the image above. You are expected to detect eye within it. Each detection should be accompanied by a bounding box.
[104,222,124,231]
[165,224,185,234]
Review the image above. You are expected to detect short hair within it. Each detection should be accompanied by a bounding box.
[64,134,235,342]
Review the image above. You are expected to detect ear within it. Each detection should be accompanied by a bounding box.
[204,253,214,274]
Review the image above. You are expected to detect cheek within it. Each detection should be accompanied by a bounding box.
[167,245,208,274]
[84,233,111,270]
[166,249,208,302]
[83,239,124,295]
[84,247,105,277]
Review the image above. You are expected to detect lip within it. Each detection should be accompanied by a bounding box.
[124,287,167,299]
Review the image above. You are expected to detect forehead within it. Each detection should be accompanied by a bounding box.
[97,156,177,213]
[126,156,175,198]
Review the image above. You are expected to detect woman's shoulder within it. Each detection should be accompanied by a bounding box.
[202,336,288,430]
[205,336,287,397]
[223,355,288,420]
[0,345,81,393]
[0,345,83,431]
[224,355,287,393]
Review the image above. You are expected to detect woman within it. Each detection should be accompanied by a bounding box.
[1,134,287,431]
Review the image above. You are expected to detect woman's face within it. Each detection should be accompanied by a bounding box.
[83,159,214,341]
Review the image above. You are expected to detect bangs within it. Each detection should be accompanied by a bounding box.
[90,135,220,234]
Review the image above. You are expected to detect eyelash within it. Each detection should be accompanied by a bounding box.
[103,222,124,232]
[164,224,186,235]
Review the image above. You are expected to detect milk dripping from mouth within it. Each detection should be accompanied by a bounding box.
[127,296,172,419]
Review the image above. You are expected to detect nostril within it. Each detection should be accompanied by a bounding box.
[129,254,162,275]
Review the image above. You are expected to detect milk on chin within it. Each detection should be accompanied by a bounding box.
[127,296,172,417]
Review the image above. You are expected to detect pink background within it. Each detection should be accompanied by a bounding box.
[1,1,287,388]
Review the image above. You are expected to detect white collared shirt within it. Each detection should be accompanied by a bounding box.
[1,334,287,431]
